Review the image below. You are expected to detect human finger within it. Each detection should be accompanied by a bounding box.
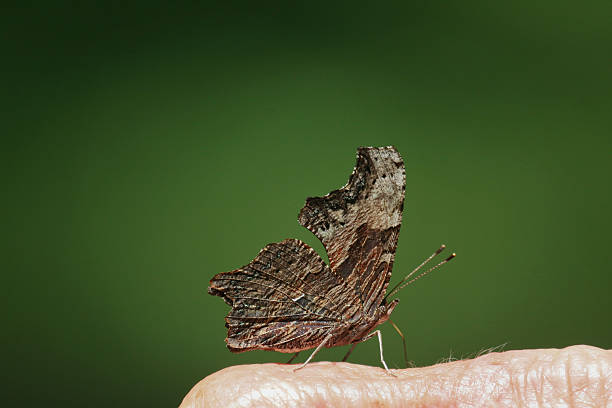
[180,345,611,408]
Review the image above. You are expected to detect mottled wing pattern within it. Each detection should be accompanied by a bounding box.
[208,238,353,352]
[298,146,405,316]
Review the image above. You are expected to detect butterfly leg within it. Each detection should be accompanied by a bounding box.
[351,330,396,376]
[293,332,333,372]
[388,318,409,368]
[342,343,358,362]
[286,352,300,364]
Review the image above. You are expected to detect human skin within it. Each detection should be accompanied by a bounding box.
[180,345,611,407]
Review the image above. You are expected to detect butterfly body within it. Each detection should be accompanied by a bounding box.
[330,298,399,348]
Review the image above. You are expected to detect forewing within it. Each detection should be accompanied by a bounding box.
[208,238,354,352]
[298,146,405,315]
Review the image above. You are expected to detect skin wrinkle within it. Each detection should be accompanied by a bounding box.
[517,362,529,406]
[584,361,599,406]
[182,346,611,408]
[526,357,544,407]
[578,356,607,406]
[507,356,521,406]
[566,349,576,407]
[603,369,609,408]
[597,357,609,407]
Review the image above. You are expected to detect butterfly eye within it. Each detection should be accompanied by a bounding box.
[386,299,400,315]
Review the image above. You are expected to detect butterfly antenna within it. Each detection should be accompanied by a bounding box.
[385,244,445,299]
[385,245,455,300]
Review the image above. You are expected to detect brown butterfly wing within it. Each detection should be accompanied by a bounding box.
[208,239,355,352]
[298,146,405,316]
[208,146,405,353]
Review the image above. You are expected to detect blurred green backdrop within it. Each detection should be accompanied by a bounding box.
[3,1,611,406]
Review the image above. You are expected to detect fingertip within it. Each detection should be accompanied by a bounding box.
[180,362,403,407]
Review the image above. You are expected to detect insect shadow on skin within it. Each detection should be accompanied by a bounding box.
[208,146,455,376]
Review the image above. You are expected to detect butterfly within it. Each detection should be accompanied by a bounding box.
[208,146,454,374]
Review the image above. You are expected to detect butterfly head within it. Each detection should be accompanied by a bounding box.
[377,298,399,325]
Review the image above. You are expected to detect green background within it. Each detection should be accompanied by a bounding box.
[3,2,611,406]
